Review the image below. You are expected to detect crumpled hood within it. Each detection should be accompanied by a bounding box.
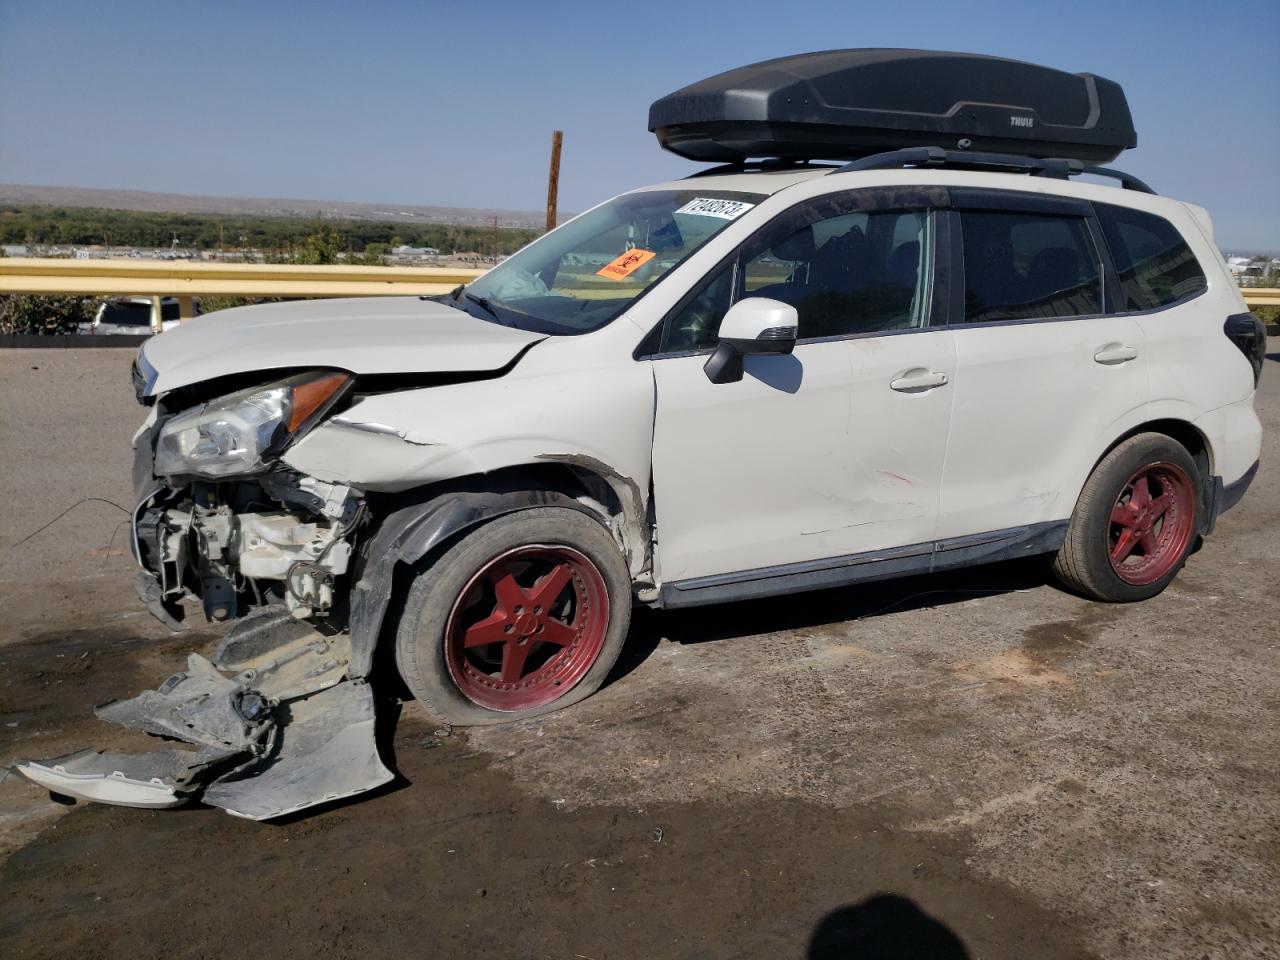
[137,296,546,395]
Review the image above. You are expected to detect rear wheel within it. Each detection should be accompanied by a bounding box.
[1053,433,1200,602]
[395,507,631,726]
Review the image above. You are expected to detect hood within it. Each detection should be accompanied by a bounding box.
[137,296,546,395]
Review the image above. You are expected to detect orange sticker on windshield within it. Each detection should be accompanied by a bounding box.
[597,248,656,281]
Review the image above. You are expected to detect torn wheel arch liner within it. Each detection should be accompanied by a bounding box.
[346,486,616,678]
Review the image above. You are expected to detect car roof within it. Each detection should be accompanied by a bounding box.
[638,165,1193,221]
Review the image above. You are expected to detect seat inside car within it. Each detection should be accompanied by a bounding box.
[1029,246,1082,295]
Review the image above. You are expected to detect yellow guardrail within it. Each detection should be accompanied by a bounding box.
[0,257,487,299]
[0,256,1275,325]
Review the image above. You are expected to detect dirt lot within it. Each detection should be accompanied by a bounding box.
[1,344,1277,960]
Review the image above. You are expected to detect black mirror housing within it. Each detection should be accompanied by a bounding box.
[703,325,798,384]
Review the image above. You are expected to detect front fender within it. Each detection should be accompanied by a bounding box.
[346,488,597,678]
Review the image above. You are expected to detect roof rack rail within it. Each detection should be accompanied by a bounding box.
[835,147,1155,193]
[686,159,839,179]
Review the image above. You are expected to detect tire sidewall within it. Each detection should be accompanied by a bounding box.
[395,507,632,726]
[1073,435,1201,602]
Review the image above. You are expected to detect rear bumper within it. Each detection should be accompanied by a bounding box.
[1204,459,1259,534]
[1219,459,1259,516]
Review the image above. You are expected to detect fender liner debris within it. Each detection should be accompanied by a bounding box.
[346,487,600,678]
[14,610,391,821]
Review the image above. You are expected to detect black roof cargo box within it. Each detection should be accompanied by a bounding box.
[649,49,1136,165]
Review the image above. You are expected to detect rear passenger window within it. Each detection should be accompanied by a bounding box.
[960,211,1102,323]
[1095,204,1207,311]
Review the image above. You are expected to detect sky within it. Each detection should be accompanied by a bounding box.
[1,0,1277,250]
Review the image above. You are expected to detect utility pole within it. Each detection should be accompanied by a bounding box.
[492,216,499,263]
[545,130,563,233]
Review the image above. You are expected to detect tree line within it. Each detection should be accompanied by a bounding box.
[0,204,540,256]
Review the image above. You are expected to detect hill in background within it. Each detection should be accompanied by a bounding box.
[0,182,549,230]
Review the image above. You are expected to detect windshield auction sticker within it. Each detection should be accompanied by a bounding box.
[676,197,755,220]
[597,247,657,281]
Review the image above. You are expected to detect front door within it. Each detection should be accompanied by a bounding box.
[648,192,955,584]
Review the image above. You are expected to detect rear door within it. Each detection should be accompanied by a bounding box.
[937,189,1149,541]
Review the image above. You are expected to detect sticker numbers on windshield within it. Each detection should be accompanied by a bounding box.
[675,197,755,220]
[597,247,657,281]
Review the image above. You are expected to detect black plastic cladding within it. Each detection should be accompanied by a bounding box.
[1224,312,1268,386]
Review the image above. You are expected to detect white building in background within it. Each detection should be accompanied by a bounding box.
[1223,255,1276,286]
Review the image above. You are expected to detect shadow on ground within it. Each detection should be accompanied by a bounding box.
[809,894,971,959]
[609,557,1053,687]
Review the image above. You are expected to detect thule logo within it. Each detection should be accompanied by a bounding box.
[1010,116,1034,128]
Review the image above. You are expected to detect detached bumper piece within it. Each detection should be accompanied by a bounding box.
[13,609,393,821]
[15,747,227,810]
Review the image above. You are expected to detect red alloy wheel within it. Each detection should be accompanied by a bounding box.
[443,544,610,712]
[1106,461,1196,586]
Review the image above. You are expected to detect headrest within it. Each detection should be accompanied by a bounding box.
[1030,247,1080,288]
[772,225,814,262]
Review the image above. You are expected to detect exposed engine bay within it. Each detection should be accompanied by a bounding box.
[135,470,363,625]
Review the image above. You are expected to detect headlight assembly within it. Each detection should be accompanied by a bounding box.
[154,371,350,478]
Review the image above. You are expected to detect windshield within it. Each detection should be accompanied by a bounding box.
[456,189,765,334]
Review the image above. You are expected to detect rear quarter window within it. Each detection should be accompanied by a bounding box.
[1095,204,1207,311]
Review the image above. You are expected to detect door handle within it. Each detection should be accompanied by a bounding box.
[890,370,949,393]
[1093,343,1138,365]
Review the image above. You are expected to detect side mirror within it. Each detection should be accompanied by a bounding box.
[704,298,799,384]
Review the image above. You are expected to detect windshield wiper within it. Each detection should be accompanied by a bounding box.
[464,291,506,324]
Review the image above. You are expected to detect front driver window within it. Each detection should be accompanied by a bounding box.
[664,203,932,352]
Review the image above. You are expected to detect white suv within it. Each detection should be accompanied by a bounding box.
[125,162,1262,718]
[18,50,1266,819]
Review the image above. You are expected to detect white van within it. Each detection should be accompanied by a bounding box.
[79,296,193,335]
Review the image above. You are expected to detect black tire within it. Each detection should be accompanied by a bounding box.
[394,507,631,726]
[1053,432,1201,602]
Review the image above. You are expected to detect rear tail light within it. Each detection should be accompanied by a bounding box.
[1224,312,1266,387]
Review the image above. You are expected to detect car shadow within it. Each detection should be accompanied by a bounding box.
[606,556,1054,687]
[807,894,971,959]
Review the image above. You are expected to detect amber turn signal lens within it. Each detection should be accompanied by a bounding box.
[287,372,350,432]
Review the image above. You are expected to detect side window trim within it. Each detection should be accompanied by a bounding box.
[639,185,952,360]
[1084,203,1123,314]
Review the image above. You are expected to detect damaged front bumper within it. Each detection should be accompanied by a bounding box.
[14,609,393,820]
[13,374,405,820]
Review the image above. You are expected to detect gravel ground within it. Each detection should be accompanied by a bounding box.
[0,343,1277,960]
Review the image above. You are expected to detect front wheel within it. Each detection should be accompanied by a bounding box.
[395,507,631,726]
[1053,433,1201,602]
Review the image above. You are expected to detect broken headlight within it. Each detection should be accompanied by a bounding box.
[154,371,350,479]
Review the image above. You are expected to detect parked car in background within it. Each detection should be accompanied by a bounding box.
[78,296,198,335]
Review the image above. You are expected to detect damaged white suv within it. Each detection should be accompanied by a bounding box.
[18,50,1265,819]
